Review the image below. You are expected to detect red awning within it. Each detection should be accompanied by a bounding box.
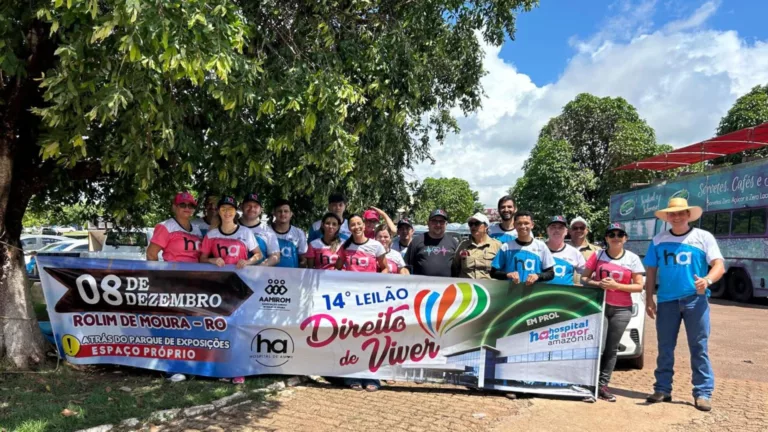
[615,122,768,171]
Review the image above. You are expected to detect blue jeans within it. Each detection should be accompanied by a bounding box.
[654,294,714,399]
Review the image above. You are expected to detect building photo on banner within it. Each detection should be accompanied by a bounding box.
[37,256,606,399]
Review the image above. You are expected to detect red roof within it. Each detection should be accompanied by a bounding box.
[615,122,768,171]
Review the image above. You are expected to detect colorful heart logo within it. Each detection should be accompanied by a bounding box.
[414,282,489,338]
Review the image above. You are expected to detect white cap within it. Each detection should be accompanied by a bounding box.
[467,212,490,226]
[570,216,589,228]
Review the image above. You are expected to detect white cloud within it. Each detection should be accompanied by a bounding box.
[411,1,768,207]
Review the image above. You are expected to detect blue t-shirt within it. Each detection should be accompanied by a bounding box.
[546,243,586,286]
[491,238,555,282]
[308,219,351,243]
[267,225,309,268]
[643,228,723,303]
[489,224,517,243]
[244,222,280,264]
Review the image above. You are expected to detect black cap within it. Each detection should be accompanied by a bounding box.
[397,218,414,229]
[605,222,627,235]
[218,195,238,209]
[243,193,262,205]
[328,193,347,204]
[429,209,449,221]
[547,215,568,227]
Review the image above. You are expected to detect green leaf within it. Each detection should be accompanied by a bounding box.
[303,110,317,139]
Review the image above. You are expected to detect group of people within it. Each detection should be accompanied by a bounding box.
[148,191,725,411]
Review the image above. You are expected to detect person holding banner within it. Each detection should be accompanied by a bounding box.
[374,224,409,274]
[335,215,389,274]
[581,222,644,402]
[490,210,555,285]
[452,212,500,279]
[239,193,280,266]
[147,192,204,263]
[544,215,586,285]
[199,196,263,269]
[268,199,309,268]
[306,213,343,270]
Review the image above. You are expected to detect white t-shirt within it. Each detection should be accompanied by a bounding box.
[267,225,309,268]
[545,243,587,286]
[339,239,386,272]
[384,249,406,273]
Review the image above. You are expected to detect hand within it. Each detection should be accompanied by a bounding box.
[236,259,248,269]
[212,258,225,267]
[646,299,657,319]
[599,277,617,290]
[525,274,539,286]
[693,275,709,294]
[507,272,520,284]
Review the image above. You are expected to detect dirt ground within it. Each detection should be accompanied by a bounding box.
[150,298,768,432]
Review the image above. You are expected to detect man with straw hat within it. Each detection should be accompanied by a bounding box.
[643,197,725,412]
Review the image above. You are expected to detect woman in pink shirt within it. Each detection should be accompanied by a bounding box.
[581,222,644,402]
[199,196,263,269]
[335,215,388,273]
[335,215,387,391]
[374,224,409,275]
[147,192,204,263]
[306,213,342,270]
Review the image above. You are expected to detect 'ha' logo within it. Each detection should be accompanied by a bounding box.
[414,283,489,338]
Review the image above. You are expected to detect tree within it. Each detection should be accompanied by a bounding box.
[517,93,672,233]
[511,138,595,235]
[411,178,483,224]
[0,0,537,368]
[712,84,768,165]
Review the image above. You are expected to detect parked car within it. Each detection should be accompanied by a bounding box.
[27,240,89,279]
[20,234,71,264]
[617,290,646,369]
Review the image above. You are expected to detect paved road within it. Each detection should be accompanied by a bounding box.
[150,299,768,432]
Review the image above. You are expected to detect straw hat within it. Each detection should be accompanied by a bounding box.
[654,198,703,222]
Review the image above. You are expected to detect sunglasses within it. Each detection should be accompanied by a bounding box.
[176,203,196,209]
[606,232,626,239]
[571,225,586,231]
[468,221,484,227]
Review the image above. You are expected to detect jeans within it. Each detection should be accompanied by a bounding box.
[654,294,714,399]
[599,305,632,387]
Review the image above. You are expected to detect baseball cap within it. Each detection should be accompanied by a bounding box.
[363,209,379,220]
[328,193,347,204]
[570,216,589,229]
[217,195,238,209]
[605,222,627,235]
[174,192,197,206]
[467,212,490,226]
[547,215,568,227]
[429,209,449,221]
[397,218,414,229]
[242,193,262,205]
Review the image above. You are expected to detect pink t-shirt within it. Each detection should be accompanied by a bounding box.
[307,238,341,270]
[151,219,203,263]
[384,249,406,273]
[339,239,386,272]
[585,250,645,307]
[201,226,259,265]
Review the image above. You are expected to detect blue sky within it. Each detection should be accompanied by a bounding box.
[412,0,768,206]
[504,0,768,86]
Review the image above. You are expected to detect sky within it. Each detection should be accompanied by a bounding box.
[409,0,768,207]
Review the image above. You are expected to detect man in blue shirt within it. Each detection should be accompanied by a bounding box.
[490,210,555,285]
[644,198,725,412]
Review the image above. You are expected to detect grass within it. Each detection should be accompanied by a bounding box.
[0,359,278,432]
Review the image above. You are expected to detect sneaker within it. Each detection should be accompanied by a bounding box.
[232,376,245,384]
[598,386,616,402]
[167,373,187,382]
[695,397,712,412]
[646,392,672,403]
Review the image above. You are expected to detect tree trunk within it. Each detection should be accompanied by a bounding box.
[0,136,45,369]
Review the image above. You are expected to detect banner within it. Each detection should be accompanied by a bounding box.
[610,158,768,221]
[38,257,605,398]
